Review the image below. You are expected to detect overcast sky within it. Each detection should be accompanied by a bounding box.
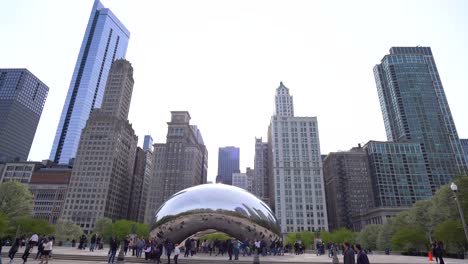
[1,0,467,182]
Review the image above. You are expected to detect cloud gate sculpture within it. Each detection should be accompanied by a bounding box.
[150,184,282,244]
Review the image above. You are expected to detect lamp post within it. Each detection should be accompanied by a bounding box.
[450,182,468,244]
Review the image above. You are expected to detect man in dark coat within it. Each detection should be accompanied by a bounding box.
[226,239,233,260]
[354,244,370,264]
[164,239,174,264]
[343,242,355,264]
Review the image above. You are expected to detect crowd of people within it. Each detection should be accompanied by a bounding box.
[0,232,449,264]
[0,233,54,264]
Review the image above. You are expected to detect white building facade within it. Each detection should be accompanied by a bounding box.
[268,83,328,233]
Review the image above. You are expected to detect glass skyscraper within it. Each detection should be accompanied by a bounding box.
[216,146,240,185]
[50,0,130,164]
[0,69,49,162]
[461,139,468,164]
[374,47,467,192]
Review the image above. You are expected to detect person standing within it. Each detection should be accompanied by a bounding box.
[173,244,180,264]
[233,240,240,260]
[184,239,191,258]
[8,238,20,264]
[226,239,233,260]
[354,244,370,264]
[39,238,53,264]
[108,237,118,264]
[90,234,96,252]
[343,242,355,264]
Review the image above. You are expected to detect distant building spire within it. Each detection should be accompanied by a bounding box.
[274,82,294,117]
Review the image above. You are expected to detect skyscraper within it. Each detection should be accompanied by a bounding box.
[61,60,137,233]
[461,139,468,164]
[216,146,240,185]
[50,0,130,164]
[129,147,153,223]
[143,135,153,151]
[323,145,374,231]
[374,47,467,191]
[145,111,208,224]
[268,82,328,232]
[253,138,269,201]
[0,69,48,162]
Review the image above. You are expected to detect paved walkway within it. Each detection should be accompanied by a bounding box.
[1,246,467,263]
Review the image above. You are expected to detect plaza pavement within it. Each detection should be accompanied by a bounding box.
[1,246,467,263]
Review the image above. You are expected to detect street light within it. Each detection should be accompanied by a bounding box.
[450,182,468,244]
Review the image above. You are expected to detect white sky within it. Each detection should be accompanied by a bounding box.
[1,0,467,183]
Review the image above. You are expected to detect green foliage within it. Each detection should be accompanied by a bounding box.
[318,231,333,243]
[54,219,83,242]
[356,225,382,250]
[0,214,7,235]
[285,231,315,248]
[135,223,149,238]
[8,217,54,237]
[332,228,356,243]
[200,233,231,242]
[93,217,113,241]
[112,220,134,240]
[0,182,33,219]
[433,220,467,253]
[391,226,427,253]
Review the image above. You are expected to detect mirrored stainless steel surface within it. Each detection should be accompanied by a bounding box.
[150,184,281,244]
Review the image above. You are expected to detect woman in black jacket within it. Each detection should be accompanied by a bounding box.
[8,238,21,263]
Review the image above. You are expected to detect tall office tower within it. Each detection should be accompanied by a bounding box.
[253,138,269,201]
[268,83,328,232]
[50,0,130,165]
[61,60,137,233]
[374,47,467,191]
[352,140,433,229]
[461,139,468,164]
[216,146,240,184]
[323,145,374,231]
[275,82,294,117]
[145,111,208,224]
[246,167,255,194]
[0,69,48,162]
[129,147,153,223]
[143,135,153,151]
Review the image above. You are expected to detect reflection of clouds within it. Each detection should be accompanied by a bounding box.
[151,184,281,244]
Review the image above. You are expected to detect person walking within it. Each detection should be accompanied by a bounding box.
[39,238,53,264]
[343,242,355,264]
[35,236,46,260]
[8,238,20,264]
[164,239,174,264]
[0,237,3,264]
[435,241,445,264]
[123,237,129,256]
[28,234,38,249]
[233,240,240,260]
[21,243,32,264]
[173,244,180,264]
[108,237,118,264]
[354,244,370,264]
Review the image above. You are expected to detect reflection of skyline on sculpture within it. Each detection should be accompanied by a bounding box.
[151,184,281,243]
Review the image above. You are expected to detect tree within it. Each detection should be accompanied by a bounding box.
[407,200,434,241]
[0,182,33,219]
[332,228,356,244]
[391,226,427,253]
[0,214,7,235]
[356,225,382,250]
[93,217,113,241]
[8,217,54,237]
[135,223,149,238]
[54,219,83,242]
[433,220,467,253]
